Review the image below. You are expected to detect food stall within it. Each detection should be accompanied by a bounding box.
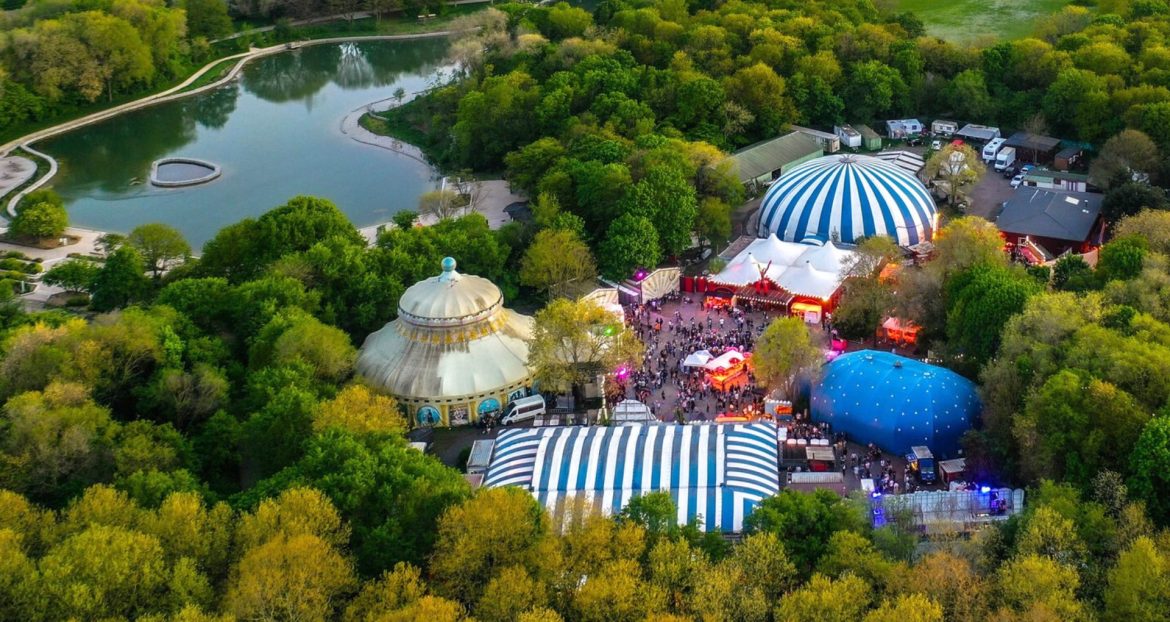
[882,317,921,346]
[805,445,836,472]
[705,349,750,390]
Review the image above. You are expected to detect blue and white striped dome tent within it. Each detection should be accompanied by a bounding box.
[810,351,980,456]
[757,154,937,246]
[484,423,780,532]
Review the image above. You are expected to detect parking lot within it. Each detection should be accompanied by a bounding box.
[966,167,1017,221]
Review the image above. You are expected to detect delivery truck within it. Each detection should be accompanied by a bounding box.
[994,146,1016,172]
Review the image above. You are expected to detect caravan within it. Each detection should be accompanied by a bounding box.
[982,137,1006,162]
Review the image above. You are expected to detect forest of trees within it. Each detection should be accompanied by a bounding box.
[6,0,1170,619]
[375,0,1170,279]
[0,189,1168,619]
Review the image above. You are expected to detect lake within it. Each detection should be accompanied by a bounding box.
[36,38,452,248]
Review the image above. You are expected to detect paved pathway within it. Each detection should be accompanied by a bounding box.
[0,156,36,201]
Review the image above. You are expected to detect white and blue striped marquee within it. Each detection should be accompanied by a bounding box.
[757,154,937,246]
[483,423,781,532]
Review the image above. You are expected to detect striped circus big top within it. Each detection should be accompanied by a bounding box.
[483,423,781,532]
[757,154,937,246]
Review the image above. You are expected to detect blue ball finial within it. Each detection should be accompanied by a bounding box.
[441,257,456,272]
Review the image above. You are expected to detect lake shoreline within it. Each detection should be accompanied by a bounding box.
[3,29,471,220]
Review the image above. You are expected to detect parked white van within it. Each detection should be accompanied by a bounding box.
[501,395,546,425]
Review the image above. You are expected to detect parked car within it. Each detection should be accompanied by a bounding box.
[931,139,942,150]
[1010,173,1026,188]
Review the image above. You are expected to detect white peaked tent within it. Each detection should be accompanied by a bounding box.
[709,252,767,286]
[800,241,853,274]
[683,349,714,368]
[705,349,745,372]
[709,234,859,301]
[777,262,839,299]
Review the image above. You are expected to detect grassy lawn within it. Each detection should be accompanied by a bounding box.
[896,0,1071,42]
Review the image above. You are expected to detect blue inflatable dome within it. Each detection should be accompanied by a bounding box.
[810,351,979,456]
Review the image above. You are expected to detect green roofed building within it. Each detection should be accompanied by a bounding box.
[730,131,823,192]
[856,124,882,151]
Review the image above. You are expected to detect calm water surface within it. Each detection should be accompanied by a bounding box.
[38,39,451,248]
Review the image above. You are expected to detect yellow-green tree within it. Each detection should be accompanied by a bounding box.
[1103,536,1170,621]
[994,554,1086,621]
[38,524,171,620]
[925,143,985,208]
[313,384,405,436]
[477,564,549,622]
[236,486,351,552]
[752,316,822,399]
[573,558,666,622]
[431,487,549,605]
[528,298,643,392]
[227,533,357,622]
[520,228,598,300]
[863,594,943,622]
[776,573,871,622]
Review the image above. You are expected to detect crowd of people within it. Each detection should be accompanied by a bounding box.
[618,297,771,422]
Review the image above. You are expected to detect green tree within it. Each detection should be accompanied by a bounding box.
[619,166,698,257]
[184,0,232,40]
[1015,370,1150,484]
[42,259,101,294]
[598,214,661,281]
[945,69,995,122]
[946,264,1040,369]
[1051,255,1095,292]
[9,200,67,241]
[1097,236,1148,283]
[90,246,149,312]
[253,430,470,574]
[1102,183,1167,227]
[752,317,822,400]
[832,277,894,342]
[694,197,731,248]
[1090,130,1161,189]
[745,489,864,577]
[127,223,191,279]
[1129,416,1170,524]
[843,60,909,121]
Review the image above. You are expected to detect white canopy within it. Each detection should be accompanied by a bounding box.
[709,253,766,286]
[705,349,745,372]
[777,263,839,299]
[710,235,858,300]
[683,349,714,368]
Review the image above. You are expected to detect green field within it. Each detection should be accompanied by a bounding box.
[896,0,1071,42]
